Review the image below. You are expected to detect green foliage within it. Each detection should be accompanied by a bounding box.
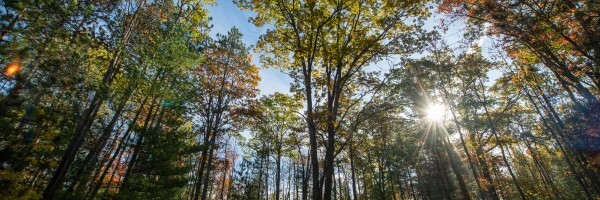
[0,0,598,199]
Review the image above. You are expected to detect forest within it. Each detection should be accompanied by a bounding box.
[1,0,599,199]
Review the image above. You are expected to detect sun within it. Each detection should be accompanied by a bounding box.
[425,103,445,122]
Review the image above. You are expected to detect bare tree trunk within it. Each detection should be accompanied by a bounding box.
[276,144,282,200]
[194,131,212,200]
[219,146,229,200]
[200,136,217,200]
[441,134,471,200]
[303,62,322,200]
[302,154,309,200]
[349,141,358,200]
[434,140,454,200]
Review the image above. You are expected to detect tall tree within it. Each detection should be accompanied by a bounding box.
[191,27,260,200]
[235,1,429,199]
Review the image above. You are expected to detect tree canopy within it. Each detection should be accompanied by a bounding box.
[1,0,599,199]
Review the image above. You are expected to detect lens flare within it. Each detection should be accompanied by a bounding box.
[5,62,19,76]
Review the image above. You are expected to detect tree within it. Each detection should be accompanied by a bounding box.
[190,27,260,200]
[235,0,429,199]
[252,93,302,200]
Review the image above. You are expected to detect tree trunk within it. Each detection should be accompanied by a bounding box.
[441,134,471,200]
[219,145,229,200]
[43,70,115,199]
[276,146,282,200]
[349,141,358,200]
[86,101,144,199]
[476,84,527,200]
[444,87,488,200]
[524,87,595,198]
[303,62,322,200]
[323,122,336,200]
[302,153,309,200]
[200,136,217,200]
[68,81,138,194]
[194,131,212,200]
[120,98,159,190]
[42,7,140,195]
[434,140,454,200]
